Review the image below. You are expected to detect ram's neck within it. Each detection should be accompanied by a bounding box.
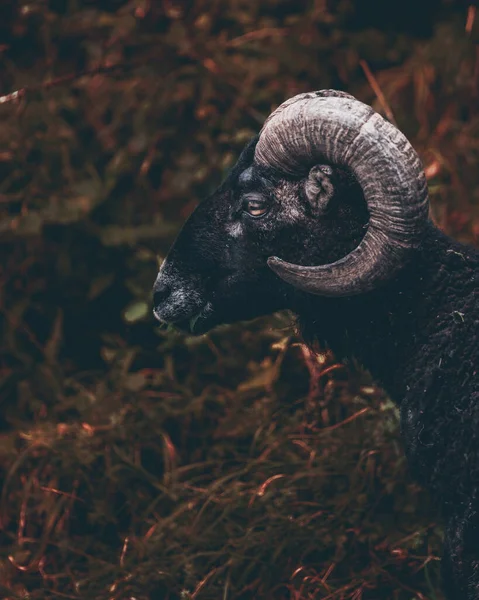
[297,221,478,403]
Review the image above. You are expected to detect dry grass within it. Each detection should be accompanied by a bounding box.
[0,2,478,598]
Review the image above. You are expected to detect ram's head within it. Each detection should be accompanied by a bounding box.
[153,90,429,335]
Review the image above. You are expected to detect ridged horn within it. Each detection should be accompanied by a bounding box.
[255,90,429,297]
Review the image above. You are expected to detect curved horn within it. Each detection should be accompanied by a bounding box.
[255,90,429,297]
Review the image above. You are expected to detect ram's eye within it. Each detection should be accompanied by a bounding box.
[243,196,269,218]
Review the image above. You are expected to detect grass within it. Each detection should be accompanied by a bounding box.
[1,2,478,598]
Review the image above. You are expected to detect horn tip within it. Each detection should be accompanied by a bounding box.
[267,256,284,269]
[268,256,299,279]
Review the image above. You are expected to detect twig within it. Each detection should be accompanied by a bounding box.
[466,5,476,35]
[0,61,147,106]
[359,59,397,125]
[227,28,288,48]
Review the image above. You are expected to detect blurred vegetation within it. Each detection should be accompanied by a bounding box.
[0,1,478,598]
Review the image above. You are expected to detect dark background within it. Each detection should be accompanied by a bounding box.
[0,1,478,598]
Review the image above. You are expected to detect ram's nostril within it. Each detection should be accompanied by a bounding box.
[153,283,171,307]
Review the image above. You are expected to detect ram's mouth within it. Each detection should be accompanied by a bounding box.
[155,301,215,336]
[182,302,215,334]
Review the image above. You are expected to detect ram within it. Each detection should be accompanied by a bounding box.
[152,90,479,599]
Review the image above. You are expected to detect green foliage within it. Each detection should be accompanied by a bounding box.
[0,1,477,598]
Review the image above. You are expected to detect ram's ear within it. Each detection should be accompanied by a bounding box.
[304,164,335,217]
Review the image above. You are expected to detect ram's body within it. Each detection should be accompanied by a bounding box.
[300,221,479,517]
[153,91,479,599]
